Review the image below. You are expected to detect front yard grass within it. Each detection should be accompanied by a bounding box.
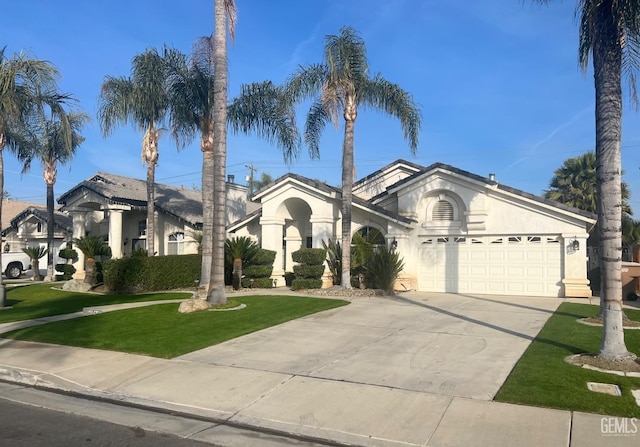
[0,283,191,324]
[1,295,349,358]
[495,302,640,418]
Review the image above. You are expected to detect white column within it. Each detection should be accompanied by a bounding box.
[70,210,86,279]
[259,217,285,278]
[310,215,334,248]
[108,209,124,259]
[310,215,335,287]
[562,233,592,297]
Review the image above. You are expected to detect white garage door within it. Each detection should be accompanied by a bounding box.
[418,235,562,297]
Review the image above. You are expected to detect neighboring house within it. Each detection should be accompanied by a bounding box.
[2,205,73,256]
[1,199,42,253]
[229,160,596,298]
[57,172,254,278]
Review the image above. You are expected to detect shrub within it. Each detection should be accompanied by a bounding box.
[365,246,405,294]
[292,248,326,265]
[291,248,326,290]
[322,239,341,285]
[103,254,201,293]
[243,264,273,278]
[293,264,325,279]
[55,263,76,281]
[252,248,276,265]
[131,247,148,257]
[225,236,259,290]
[291,278,323,290]
[233,248,276,289]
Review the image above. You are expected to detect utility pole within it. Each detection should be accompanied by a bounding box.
[245,163,259,194]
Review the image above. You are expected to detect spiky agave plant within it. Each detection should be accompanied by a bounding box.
[322,238,342,285]
[365,245,405,295]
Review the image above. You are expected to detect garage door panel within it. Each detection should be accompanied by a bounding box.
[419,235,562,297]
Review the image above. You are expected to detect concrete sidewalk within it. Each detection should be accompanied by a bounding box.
[0,291,638,447]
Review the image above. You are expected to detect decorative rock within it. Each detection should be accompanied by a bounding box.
[632,390,640,407]
[586,382,622,396]
[62,279,92,293]
[178,299,212,313]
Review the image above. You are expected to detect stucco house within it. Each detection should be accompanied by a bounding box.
[2,205,73,254]
[229,160,595,298]
[57,172,254,278]
[55,160,595,297]
[1,201,72,255]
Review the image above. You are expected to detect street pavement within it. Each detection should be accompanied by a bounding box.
[0,289,638,447]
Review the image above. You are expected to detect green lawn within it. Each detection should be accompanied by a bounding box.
[1,295,349,358]
[0,283,191,324]
[495,302,640,418]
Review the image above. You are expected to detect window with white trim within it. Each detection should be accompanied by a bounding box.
[168,232,185,255]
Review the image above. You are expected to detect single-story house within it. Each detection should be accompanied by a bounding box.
[229,160,595,298]
[56,161,595,297]
[57,172,255,278]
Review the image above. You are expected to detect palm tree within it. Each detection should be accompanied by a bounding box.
[20,111,88,280]
[287,26,421,289]
[98,48,173,258]
[225,236,258,290]
[545,152,631,216]
[0,47,62,306]
[539,0,639,360]
[73,235,111,286]
[204,0,237,305]
[22,246,47,281]
[168,51,299,293]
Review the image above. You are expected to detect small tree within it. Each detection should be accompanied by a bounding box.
[73,235,111,286]
[22,246,47,281]
[291,248,326,290]
[225,236,259,290]
[55,241,77,280]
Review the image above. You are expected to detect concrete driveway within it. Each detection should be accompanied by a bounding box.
[179,291,562,400]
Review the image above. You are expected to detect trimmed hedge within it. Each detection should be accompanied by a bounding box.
[253,249,276,265]
[291,278,323,290]
[293,264,325,279]
[54,263,76,281]
[291,248,325,290]
[292,248,326,265]
[103,254,200,293]
[243,264,274,278]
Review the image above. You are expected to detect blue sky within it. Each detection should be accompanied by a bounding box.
[4,0,640,213]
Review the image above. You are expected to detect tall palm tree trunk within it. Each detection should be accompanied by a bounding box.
[200,132,214,291]
[340,108,356,289]
[207,0,228,304]
[143,125,159,257]
[146,163,156,256]
[593,3,630,359]
[0,142,5,306]
[45,179,55,280]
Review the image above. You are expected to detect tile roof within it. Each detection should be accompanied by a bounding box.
[58,173,203,227]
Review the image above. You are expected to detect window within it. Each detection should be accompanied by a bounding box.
[138,220,147,237]
[168,232,185,255]
[355,226,385,244]
[36,222,42,232]
[432,200,454,221]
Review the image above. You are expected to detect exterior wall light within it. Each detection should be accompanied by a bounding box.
[569,237,580,252]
